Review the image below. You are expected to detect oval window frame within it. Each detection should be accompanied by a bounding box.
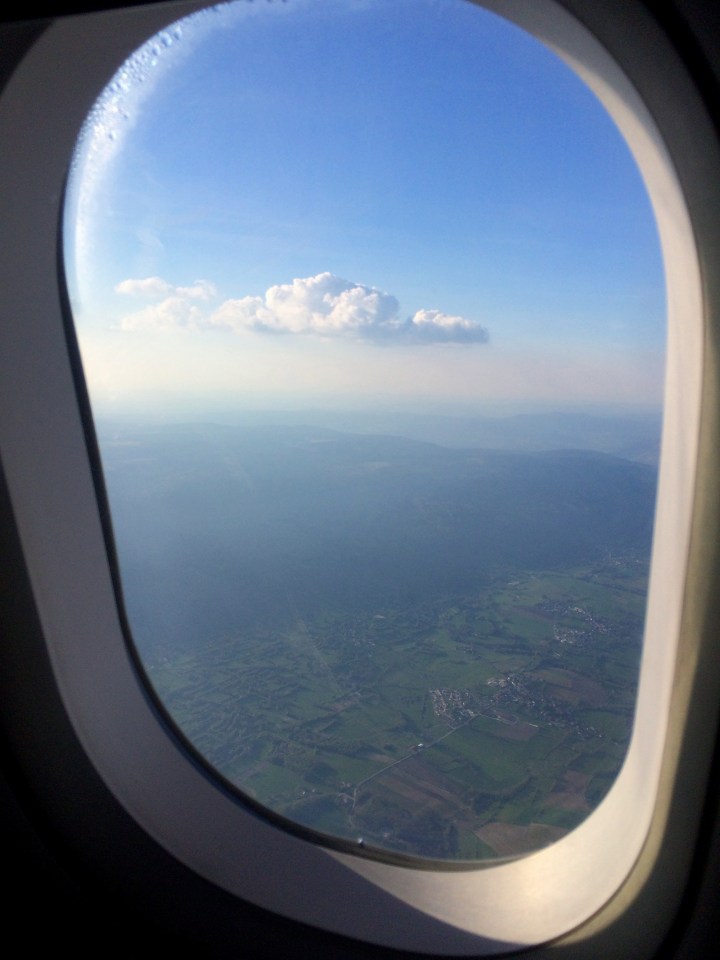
[0,0,717,955]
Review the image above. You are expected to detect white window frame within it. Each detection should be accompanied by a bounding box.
[1,0,718,954]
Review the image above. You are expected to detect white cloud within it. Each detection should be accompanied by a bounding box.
[119,296,205,332]
[176,280,217,300]
[402,308,490,344]
[115,271,489,344]
[208,273,398,337]
[209,272,488,344]
[115,276,172,298]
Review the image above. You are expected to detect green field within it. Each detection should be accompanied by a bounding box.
[146,554,646,861]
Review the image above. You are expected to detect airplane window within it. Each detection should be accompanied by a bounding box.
[63,0,665,862]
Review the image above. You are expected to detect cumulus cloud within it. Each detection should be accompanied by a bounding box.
[208,272,399,337]
[119,295,206,332]
[114,271,489,344]
[115,276,172,298]
[402,308,489,344]
[176,279,217,300]
[114,276,218,332]
[209,273,488,344]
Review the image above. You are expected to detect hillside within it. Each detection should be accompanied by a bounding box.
[98,423,657,660]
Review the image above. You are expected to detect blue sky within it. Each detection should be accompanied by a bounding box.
[65,0,665,416]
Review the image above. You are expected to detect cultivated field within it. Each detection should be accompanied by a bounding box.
[147,554,646,861]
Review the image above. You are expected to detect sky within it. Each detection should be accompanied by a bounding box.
[64,0,666,419]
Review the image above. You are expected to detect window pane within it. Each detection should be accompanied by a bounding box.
[64,0,665,861]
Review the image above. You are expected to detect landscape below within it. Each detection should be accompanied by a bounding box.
[99,413,656,860]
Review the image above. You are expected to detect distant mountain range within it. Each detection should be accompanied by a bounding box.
[98,420,658,660]
[99,407,663,463]
[259,409,663,464]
